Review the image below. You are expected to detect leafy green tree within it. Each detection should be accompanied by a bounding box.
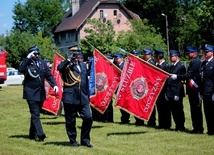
[81,18,117,56]
[12,0,68,37]
[116,19,166,54]
[0,30,57,68]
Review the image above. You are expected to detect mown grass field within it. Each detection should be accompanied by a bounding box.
[0,85,214,155]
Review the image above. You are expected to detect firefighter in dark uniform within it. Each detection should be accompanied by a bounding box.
[114,53,130,124]
[166,50,186,131]
[143,48,156,127]
[170,46,203,133]
[200,44,214,135]
[154,49,171,129]
[130,49,145,126]
[18,46,59,141]
[57,45,93,147]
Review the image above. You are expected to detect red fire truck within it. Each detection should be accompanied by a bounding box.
[0,47,7,85]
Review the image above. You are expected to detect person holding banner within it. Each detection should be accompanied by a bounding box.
[166,50,186,131]
[57,45,93,147]
[154,49,171,129]
[199,44,214,135]
[18,45,59,141]
[114,53,130,124]
[131,49,145,126]
[170,46,203,134]
[142,48,156,127]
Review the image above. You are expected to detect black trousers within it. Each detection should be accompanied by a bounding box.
[156,96,171,129]
[63,103,93,144]
[27,100,44,137]
[101,100,114,122]
[203,95,214,134]
[120,109,130,124]
[188,91,203,132]
[169,98,185,130]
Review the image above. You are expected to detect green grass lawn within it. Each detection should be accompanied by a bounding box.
[0,86,214,155]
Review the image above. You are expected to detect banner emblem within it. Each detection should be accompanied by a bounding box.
[130,77,148,100]
[96,72,108,91]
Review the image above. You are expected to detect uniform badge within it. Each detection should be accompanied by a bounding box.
[96,72,108,92]
[130,77,148,100]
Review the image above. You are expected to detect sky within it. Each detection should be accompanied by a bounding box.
[0,0,26,35]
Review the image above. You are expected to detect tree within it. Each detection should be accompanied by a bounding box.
[12,0,69,38]
[116,19,166,54]
[0,30,57,68]
[81,18,117,56]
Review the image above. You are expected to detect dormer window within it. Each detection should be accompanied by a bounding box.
[114,10,117,18]
[100,10,104,18]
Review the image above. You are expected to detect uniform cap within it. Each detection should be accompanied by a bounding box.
[143,48,153,55]
[44,59,50,63]
[114,53,123,59]
[28,46,40,54]
[105,54,113,59]
[202,44,214,52]
[131,50,140,56]
[170,50,180,57]
[186,46,198,54]
[68,45,81,52]
[154,49,164,57]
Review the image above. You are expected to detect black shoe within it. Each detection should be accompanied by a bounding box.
[175,127,185,132]
[191,129,203,134]
[71,143,79,147]
[207,132,214,135]
[81,142,93,148]
[35,134,46,141]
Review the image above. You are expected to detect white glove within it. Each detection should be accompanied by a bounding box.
[170,74,177,80]
[174,96,179,101]
[198,93,203,101]
[53,86,59,94]
[27,51,35,59]
[212,94,214,101]
[165,93,169,101]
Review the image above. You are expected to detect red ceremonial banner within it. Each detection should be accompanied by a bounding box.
[116,54,168,121]
[90,49,121,114]
[42,52,64,115]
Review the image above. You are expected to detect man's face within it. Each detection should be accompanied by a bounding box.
[170,55,178,63]
[143,54,151,61]
[203,51,213,60]
[114,57,122,64]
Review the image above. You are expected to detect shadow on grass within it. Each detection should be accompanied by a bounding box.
[44,141,71,147]
[107,131,146,136]
[43,121,65,125]
[77,125,104,129]
[9,134,29,139]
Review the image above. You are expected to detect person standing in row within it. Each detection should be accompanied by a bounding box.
[143,48,156,127]
[170,46,203,134]
[200,44,214,135]
[18,46,59,141]
[114,53,130,124]
[154,49,171,129]
[166,50,186,131]
[57,45,93,147]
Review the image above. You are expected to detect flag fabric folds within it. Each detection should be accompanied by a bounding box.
[116,54,168,121]
[42,52,64,115]
[89,49,121,114]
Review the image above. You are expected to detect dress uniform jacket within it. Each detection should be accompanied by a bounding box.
[166,61,186,99]
[57,59,89,105]
[200,58,214,95]
[177,57,203,133]
[18,58,57,102]
[177,57,201,94]
[200,57,214,135]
